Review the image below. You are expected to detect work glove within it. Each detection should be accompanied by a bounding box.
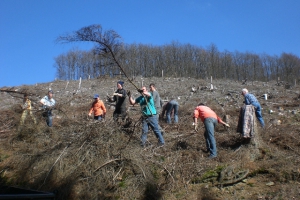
[127,90,131,97]
[224,123,230,127]
[194,123,198,132]
[113,93,119,96]
[137,89,143,93]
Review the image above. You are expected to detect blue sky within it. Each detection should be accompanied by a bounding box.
[1,0,299,87]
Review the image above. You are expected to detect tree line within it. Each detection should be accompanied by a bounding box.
[54,26,300,84]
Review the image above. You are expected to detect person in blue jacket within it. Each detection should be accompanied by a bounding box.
[241,88,265,128]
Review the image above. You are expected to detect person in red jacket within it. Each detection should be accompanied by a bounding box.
[193,103,230,158]
[89,94,106,121]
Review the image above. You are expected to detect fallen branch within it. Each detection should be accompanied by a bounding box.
[39,144,70,189]
[94,159,120,173]
[113,167,123,181]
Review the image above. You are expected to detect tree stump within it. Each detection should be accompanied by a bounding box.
[237,105,263,161]
[244,118,261,161]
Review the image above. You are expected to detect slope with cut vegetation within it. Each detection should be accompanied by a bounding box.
[1,77,300,199]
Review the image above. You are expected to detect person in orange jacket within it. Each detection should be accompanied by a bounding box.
[89,94,106,121]
[193,103,230,158]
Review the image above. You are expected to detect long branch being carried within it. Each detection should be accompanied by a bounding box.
[56,24,138,89]
[56,24,153,114]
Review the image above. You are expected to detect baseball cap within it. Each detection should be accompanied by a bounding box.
[94,94,99,98]
[117,81,124,86]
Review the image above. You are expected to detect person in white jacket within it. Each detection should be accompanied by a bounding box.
[40,90,56,127]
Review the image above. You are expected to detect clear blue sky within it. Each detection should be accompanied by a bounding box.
[1,0,299,87]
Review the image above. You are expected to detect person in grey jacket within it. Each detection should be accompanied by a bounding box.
[149,83,164,134]
[149,83,162,117]
[161,99,179,124]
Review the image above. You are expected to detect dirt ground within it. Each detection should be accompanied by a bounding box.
[0,77,300,200]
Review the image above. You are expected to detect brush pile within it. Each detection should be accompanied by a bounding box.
[1,77,300,199]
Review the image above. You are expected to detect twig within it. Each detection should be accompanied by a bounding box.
[94,159,120,173]
[153,161,175,184]
[113,167,123,181]
[39,144,70,189]
[135,163,146,179]
[75,140,87,155]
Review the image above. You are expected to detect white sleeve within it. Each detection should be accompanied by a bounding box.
[40,96,46,105]
[50,99,56,106]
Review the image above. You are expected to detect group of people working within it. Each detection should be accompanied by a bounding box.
[20,90,56,128]
[192,88,265,158]
[19,80,264,159]
[88,82,178,147]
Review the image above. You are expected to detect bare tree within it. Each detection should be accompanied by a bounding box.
[279,53,300,83]
[54,54,67,80]
[207,43,220,79]
[220,51,233,79]
[54,28,300,84]
[56,25,123,74]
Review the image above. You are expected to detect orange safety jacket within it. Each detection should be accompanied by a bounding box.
[193,105,222,123]
[89,100,106,116]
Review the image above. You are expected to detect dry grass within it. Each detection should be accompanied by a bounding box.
[1,77,300,199]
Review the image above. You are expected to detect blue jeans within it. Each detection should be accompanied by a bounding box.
[142,115,165,146]
[252,102,265,127]
[166,100,179,124]
[45,110,53,127]
[94,115,103,120]
[154,111,163,134]
[204,117,217,157]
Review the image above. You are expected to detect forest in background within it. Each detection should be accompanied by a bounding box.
[54,41,300,84]
[1,24,300,199]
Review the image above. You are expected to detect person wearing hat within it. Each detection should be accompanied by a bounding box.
[20,93,36,126]
[40,90,56,127]
[241,88,265,128]
[110,81,127,122]
[193,103,230,158]
[128,86,165,147]
[89,94,106,121]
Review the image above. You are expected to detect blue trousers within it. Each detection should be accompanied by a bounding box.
[142,115,165,146]
[94,115,103,121]
[204,117,217,157]
[252,102,265,127]
[45,110,53,127]
[166,100,179,124]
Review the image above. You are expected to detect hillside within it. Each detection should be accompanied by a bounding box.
[0,77,300,200]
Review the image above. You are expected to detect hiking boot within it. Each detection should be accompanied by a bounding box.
[208,155,217,159]
[157,143,165,147]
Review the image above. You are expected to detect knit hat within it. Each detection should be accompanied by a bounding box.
[117,81,124,87]
[48,90,53,94]
[94,94,99,98]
